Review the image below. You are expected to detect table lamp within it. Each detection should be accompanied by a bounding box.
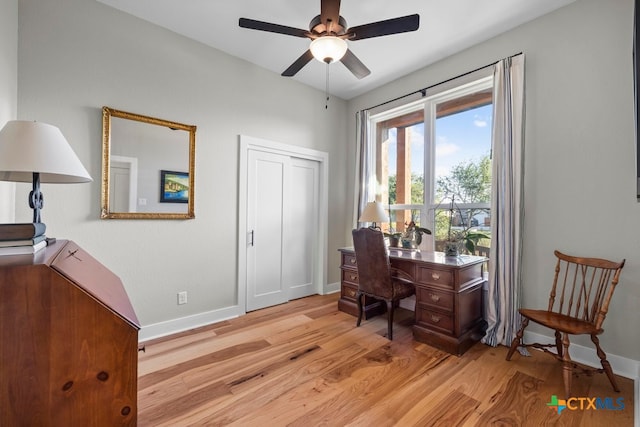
[0,120,92,228]
[358,201,389,229]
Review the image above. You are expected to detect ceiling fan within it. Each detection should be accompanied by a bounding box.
[239,0,420,79]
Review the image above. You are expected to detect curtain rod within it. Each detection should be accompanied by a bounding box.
[363,52,523,112]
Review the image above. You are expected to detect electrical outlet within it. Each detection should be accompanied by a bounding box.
[177,291,187,305]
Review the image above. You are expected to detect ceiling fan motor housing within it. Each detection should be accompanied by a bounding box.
[309,15,348,36]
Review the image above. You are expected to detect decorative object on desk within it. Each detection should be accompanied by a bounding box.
[442,195,489,257]
[159,170,189,203]
[0,222,46,241]
[0,239,47,255]
[358,200,388,229]
[0,120,92,228]
[400,220,431,250]
[0,234,46,248]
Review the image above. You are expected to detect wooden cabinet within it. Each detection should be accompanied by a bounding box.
[0,240,140,426]
[338,247,486,355]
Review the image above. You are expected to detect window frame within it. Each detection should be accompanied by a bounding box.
[368,74,494,250]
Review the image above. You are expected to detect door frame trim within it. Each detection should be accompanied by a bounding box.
[238,135,329,315]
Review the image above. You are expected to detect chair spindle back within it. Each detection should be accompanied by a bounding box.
[548,250,625,331]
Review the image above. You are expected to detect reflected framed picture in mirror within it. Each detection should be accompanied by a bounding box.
[160,170,189,203]
[101,106,196,219]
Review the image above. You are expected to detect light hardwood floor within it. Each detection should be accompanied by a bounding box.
[138,293,635,426]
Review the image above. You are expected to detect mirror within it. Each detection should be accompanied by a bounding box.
[101,107,196,219]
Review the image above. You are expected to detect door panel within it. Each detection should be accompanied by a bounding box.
[246,150,289,311]
[287,158,319,300]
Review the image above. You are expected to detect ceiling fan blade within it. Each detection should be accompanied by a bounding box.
[347,14,420,41]
[320,0,341,32]
[340,49,370,79]
[282,50,314,77]
[239,18,310,38]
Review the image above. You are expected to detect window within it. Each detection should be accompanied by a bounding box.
[369,76,493,254]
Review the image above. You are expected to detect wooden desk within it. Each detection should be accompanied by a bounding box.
[338,247,486,355]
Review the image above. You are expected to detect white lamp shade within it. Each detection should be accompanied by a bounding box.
[358,201,389,224]
[310,36,348,63]
[0,120,92,183]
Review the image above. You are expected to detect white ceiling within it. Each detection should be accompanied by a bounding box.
[97,0,575,100]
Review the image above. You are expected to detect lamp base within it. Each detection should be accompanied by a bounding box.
[29,172,43,224]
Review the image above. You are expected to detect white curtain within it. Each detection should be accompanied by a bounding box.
[353,110,372,227]
[482,54,526,347]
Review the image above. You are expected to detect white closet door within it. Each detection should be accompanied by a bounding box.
[245,150,320,311]
[246,150,290,311]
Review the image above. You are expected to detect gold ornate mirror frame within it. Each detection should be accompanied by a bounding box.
[101,107,196,219]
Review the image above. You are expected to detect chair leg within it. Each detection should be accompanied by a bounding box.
[591,334,620,392]
[386,300,394,340]
[506,317,529,360]
[555,330,563,357]
[561,332,573,399]
[356,291,364,327]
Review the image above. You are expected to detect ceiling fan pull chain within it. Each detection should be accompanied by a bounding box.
[325,62,330,109]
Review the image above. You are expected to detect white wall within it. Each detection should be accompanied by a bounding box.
[348,0,640,363]
[16,0,350,335]
[0,0,17,221]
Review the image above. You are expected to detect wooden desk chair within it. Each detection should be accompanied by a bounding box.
[351,227,415,340]
[506,250,625,398]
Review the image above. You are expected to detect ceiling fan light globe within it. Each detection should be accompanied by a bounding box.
[310,36,347,63]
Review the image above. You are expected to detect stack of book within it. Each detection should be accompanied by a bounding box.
[0,223,48,256]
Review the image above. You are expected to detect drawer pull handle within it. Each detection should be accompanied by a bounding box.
[430,294,440,302]
[350,274,357,281]
[349,258,356,264]
[430,314,441,323]
[348,289,355,297]
[431,273,440,280]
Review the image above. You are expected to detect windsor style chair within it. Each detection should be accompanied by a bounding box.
[506,250,625,398]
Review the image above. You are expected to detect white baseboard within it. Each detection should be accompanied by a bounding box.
[139,305,242,342]
[524,331,640,380]
[138,282,342,342]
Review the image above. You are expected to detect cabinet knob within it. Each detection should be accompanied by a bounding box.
[431,273,440,280]
[430,314,441,323]
[349,258,356,264]
[429,294,440,302]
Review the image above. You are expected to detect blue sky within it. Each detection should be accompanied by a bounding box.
[387,103,492,180]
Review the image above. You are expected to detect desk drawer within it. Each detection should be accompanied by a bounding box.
[341,253,357,269]
[342,283,358,301]
[416,267,453,288]
[341,269,359,285]
[416,287,453,312]
[416,308,454,334]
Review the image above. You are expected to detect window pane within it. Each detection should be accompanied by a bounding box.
[434,103,492,206]
[434,207,491,255]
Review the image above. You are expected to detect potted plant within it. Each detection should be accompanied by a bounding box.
[401,220,431,249]
[384,231,402,248]
[442,196,489,257]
